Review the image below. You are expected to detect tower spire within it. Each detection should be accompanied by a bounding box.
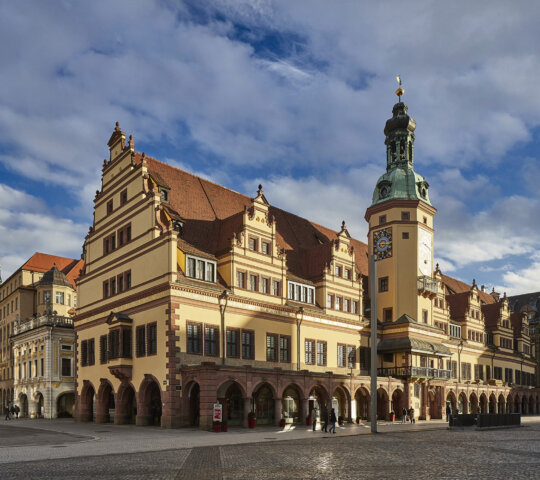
[396,75,404,102]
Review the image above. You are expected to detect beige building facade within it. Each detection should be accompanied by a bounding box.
[74,102,538,429]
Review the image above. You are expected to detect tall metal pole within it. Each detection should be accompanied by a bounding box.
[370,255,378,433]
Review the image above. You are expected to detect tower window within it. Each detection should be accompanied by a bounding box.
[401,211,410,221]
[423,216,427,224]
[379,215,387,225]
[378,277,389,292]
[402,232,409,239]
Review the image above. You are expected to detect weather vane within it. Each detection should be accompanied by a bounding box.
[396,75,404,101]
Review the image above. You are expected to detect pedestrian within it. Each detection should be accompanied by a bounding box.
[321,406,328,433]
[409,407,415,424]
[312,407,318,431]
[9,404,15,420]
[446,404,451,422]
[15,405,20,419]
[4,404,11,421]
[329,408,337,434]
[402,407,407,424]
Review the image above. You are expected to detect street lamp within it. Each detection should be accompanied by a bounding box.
[219,290,229,365]
[296,307,304,371]
[457,340,464,383]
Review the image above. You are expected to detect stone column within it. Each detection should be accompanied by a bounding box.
[29,399,39,419]
[301,398,309,424]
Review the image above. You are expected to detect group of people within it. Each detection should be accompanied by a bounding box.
[312,406,338,433]
[4,402,20,420]
[401,407,415,424]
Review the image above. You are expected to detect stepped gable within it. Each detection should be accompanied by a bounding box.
[136,153,369,280]
[446,292,470,319]
[482,302,501,329]
[511,311,524,335]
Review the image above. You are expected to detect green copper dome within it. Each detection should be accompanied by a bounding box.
[371,101,432,207]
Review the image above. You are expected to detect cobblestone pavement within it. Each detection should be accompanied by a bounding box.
[0,423,88,447]
[1,419,539,479]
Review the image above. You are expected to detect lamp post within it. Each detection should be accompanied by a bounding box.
[457,340,464,383]
[219,290,229,365]
[296,307,304,371]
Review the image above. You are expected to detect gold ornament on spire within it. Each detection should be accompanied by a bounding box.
[395,75,404,101]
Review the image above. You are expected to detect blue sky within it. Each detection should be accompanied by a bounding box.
[1,0,540,295]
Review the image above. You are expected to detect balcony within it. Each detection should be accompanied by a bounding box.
[13,315,73,336]
[417,275,438,298]
[378,366,451,380]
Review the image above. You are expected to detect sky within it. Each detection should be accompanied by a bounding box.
[0,0,539,295]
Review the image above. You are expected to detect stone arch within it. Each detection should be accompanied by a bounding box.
[458,391,467,414]
[354,387,370,421]
[479,393,488,414]
[18,392,29,418]
[56,392,75,418]
[183,380,200,426]
[514,394,521,414]
[469,392,479,414]
[253,382,277,426]
[217,380,245,427]
[391,388,405,420]
[506,393,514,413]
[281,383,302,424]
[489,393,497,414]
[138,375,163,426]
[377,387,389,420]
[96,380,115,424]
[33,391,44,418]
[115,381,136,425]
[528,395,535,415]
[332,385,350,421]
[498,393,505,414]
[79,381,95,422]
[446,390,457,415]
[308,384,330,425]
[521,395,528,415]
[427,386,443,419]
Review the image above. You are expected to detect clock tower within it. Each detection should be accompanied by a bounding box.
[365,97,437,325]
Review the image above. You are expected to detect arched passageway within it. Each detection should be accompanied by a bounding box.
[253,383,275,425]
[34,392,44,418]
[522,396,528,415]
[427,387,443,419]
[138,378,162,426]
[489,394,497,414]
[308,385,329,424]
[514,396,520,414]
[57,392,75,418]
[18,393,29,418]
[218,381,244,427]
[79,382,95,422]
[469,393,478,414]
[458,392,467,414]
[479,393,488,414]
[185,382,200,426]
[355,387,370,420]
[377,388,389,420]
[332,386,349,420]
[446,391,457,415]
[528,396,535,415]
[498,394,505,414]
[96,382,115,423]
[115,383,136,425]
[282,385,301,424]
[391,389,404,420]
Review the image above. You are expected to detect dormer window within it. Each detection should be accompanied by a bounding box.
[287,280,315,305]
[186,255,216,283]
[159,188,169,202]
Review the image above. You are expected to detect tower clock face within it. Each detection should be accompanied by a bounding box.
[418,228,433,275]
[373,227,392,260]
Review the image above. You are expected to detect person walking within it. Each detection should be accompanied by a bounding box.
[5,403,11,420]
[446,404,451,422]
[15,405,20,419]
[329,408,337,434]
[409,407,415,424]
[311,407,318,431]
[402,407,407,424]
[321,406,328,433]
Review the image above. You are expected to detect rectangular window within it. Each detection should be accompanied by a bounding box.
[347,345,356,368]
[206,263,215,283]
[136,325,146,357]
[343,299,349,312]
[279,335,290,363]
[110,277,116,296]
[486,365,491,381]
[40,358,44,376]
[305,340,315,365]
[107,200,113,215]
[266,334,277,362]
[249,237,257,251]
[125,271,131,290]
[422,310,428,323]
[147,323,157,355]
[100,335,108,364]
[242,330,255,359]
[187,323,202,354]
[352,301,358,314]
[335,265,342,277]
[227,329,239,358]
[108,330,120,359]
[261,277,269,294]
[88,338,95,366]
[379,215,386,224]
[316,341,327,366]
[383,308,393,322]
[249,274,258,291]
[401,211,410,220]
[120,189,128,206]
[287,280,315,304]
[61,358,71,377]
[81,340,88,367]
[402,232,409,239]
[337,344,346,367]
[345,269,351,280]
[272,280,280,296]
[122,328,132,359]
[55,292,64,305]
[117,274,124,293]
[378,277,389,292]
[335,296,341,310]
[205,325,219,357]
[186,256,216,283]
[196,260,205,280]
[262,242,270,255]
[237,271,245,289]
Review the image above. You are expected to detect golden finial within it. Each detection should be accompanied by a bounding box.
[395,75,404,101]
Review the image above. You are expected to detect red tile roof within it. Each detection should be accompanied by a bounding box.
[441,274,495,305]
[22,253,83,289]
[137,154,369,281]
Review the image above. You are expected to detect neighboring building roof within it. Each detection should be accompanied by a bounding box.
[508,292,540,314]
[135,153,369,282]
[38,266,72,288]
[440,274,495,305]
[17,253,83,289]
